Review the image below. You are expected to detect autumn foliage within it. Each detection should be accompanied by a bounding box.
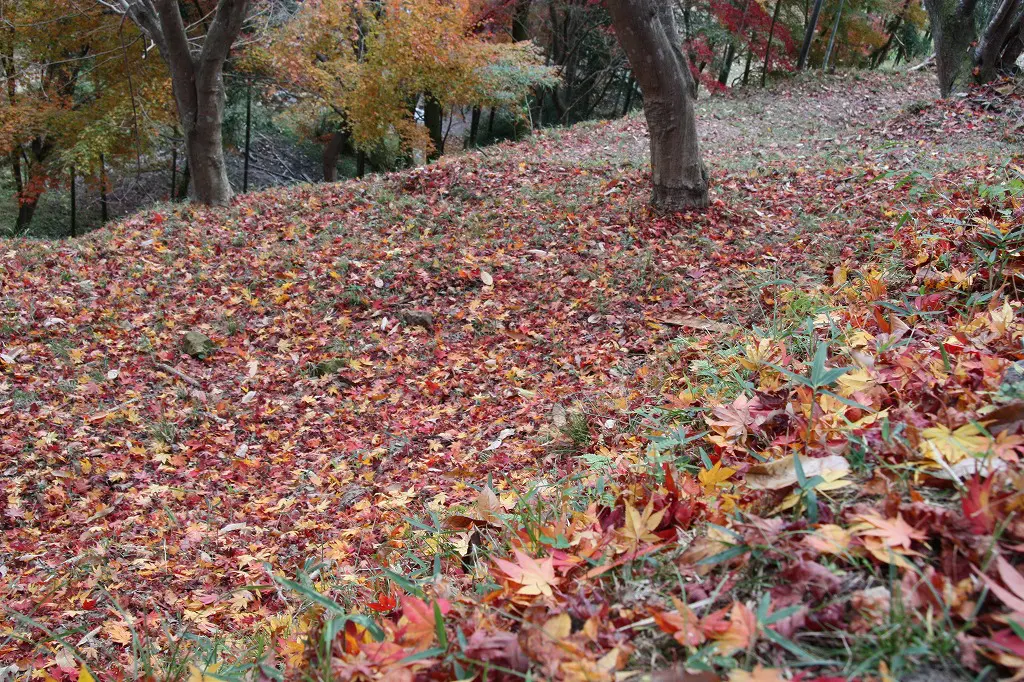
[1,72,1024,680]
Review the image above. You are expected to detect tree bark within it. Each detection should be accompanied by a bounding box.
[468,105,481,148]
[762,0,783,86]
[108,0,250,206]
[870,0,913,68]
[975,0,1024,83]
[424,95,444,160]
[323,131,347,181]
[605,0,708,211]
[798,0,826,69]
[512,0,531,41]
[923,0,979,96]
[823,0,847,70]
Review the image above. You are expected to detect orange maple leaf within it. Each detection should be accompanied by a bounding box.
[493,548,560,597]
[397,595,451,649]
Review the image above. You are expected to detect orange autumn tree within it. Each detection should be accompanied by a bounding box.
[260,0,555,174]
[0,0,169,231]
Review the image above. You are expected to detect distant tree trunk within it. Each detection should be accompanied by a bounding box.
[16,196,38,232]
[718,43,736,85]
[243,77,252,192]
[109,0,250,206]
[923,0,979,95]
[69,166,77,238]
[823,0,847,70]
[469,105,481,147]
[742,41,755,85]
[719,0,752,85]
[424,96,444,160]
[605,0,709,210]
[975,0,1024,84]
[99,154,109,223]
[762,0,783,85]
[488,106,497,136]
[870,0,913,67]
[176,160,191,200]
[798,0,826,68]
[357,150,367,177]
[323,131,347,181]
[512,0,531,41]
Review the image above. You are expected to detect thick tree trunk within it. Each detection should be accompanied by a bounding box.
[923,0,978,96]
[183,111,232,205]
[605,0,708,211]
[116,0,249,206]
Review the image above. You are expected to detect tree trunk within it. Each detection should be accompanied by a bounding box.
[762,0,783,86]
[512,0,531,41]
[117,0,249,206]
[823,0,847,70]
[69,166,77,238]
[870,0,913,67]
[469,105,481,148]
[176,159,191,200]
[424,95,444,160]
[183,113,232,205]
[798,0,826,69]
[975,0,1024,83]
[323,131,347,181]
[16,195,38,233]
[742,40,755,85]
[99,154,109,223]
[243,77,252,192]
[605,0,709,211]
[718,43,736,85]
[923,0,978,96]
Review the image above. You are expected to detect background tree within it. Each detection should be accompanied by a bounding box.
[261,0,555,172]
[97,0,254,205]
[0,0,168,231]
[605,0,709,210]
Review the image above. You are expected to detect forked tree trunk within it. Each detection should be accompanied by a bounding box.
[975,0,1024,83]
[106,0,249,206]
[605,0,708,210]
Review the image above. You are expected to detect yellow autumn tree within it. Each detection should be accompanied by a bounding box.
[258,0,555,173]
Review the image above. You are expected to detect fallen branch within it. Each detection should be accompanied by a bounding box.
[909,53,936,71]
[154,362,202,388]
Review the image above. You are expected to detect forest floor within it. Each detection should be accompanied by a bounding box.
[2,71,1024,682]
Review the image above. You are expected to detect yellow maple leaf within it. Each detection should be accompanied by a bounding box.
[188,663,222,682]
[699,461,737,494]
[619,500,667,550]
[837,367,874,396]
[920,423,991,464]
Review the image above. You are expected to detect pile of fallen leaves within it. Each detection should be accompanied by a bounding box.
[1,73,1023,681]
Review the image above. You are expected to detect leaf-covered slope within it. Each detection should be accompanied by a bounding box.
[1,72,1022,680]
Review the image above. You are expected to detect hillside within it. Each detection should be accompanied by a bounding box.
[2,72,1024,681]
